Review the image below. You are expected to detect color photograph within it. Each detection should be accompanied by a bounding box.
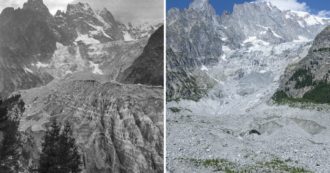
[166,0,330,172]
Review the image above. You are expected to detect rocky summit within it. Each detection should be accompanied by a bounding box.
[0,0,163,173]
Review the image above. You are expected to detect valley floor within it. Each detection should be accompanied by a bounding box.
[167,99,330,173]
[166,41,330,173]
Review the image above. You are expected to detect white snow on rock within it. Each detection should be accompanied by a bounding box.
[89,61,103,75]
[123,31,134,41]
[75,33,100,44]
[24,67,33,73]
[33,61,49,68]
[201,65,209,71]
[291,11,326,26]
[293,36,310,43]
[243,36,270,46]
[222,45,232,52]
[88,23,112,39]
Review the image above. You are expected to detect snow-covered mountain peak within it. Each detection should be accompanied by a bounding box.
[189,0,216,16]
[189,0,209,9]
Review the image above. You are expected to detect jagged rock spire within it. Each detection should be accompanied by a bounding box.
[23,0,51,16]
[189,0,216,16]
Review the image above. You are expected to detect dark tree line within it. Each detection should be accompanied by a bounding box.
[37,120,82,173]
[0,95,24,173]
[0,95,82,173]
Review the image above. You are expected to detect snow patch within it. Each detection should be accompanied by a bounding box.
[201,65,209,71]
[271,30,283,39]
[293,36,310,43]
[75,33,100,44]
[221,37,228,41]
[88,23,112,39]
[292,11,325,26]
[221,54,227,61]
[222,45,232,52]
[297,20,305,27]
[123,31,134,41]
[89,61,103,75]
[33,62,49,68]
[24,67,33,73]
[243,36,270,46]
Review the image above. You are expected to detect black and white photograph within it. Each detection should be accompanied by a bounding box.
[0,0,164,172]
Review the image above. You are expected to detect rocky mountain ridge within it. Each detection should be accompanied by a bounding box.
[166,0,330,101]
[0,0,161,99]
[118,26,164,86]
[275,26,330,102]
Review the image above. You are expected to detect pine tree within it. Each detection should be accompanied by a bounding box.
[0,97,22,173]
[38,120,82,173]
[58,122,82,173]
[39,120,61,173]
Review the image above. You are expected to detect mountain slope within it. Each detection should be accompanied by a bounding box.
[14,78,164,173]
[0,0,57,99]
[166,0,330,101]
[275,26,330,103]
[118,25,164,86]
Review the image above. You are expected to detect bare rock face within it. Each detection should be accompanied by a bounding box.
[118,26,164,86]
[0,0,56,99]
[18,79,163,173]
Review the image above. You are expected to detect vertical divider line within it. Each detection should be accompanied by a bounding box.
[163,0,167,172]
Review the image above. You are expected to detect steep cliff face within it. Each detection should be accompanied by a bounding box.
[275,26,330,102]
[17,79,163,173]
[118,26,164,86]
[0,0,56,99]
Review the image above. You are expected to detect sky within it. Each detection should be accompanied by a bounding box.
[166,0,330,17]
[0,0,164,24]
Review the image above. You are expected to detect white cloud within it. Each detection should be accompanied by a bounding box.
[0,0,163,24]
[257,0,309,11]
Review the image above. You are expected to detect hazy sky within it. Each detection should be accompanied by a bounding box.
[0,0,164,24]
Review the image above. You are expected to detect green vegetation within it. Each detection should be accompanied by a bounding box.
[169,107,181,113]
[273,82,330,105]
[180,158,312,173]
[181,158,238,172]
[289,68,313,89]
[255,158,312,173]
[313,47,330,52]
[272,90,309,105]
[303,82,330,103]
